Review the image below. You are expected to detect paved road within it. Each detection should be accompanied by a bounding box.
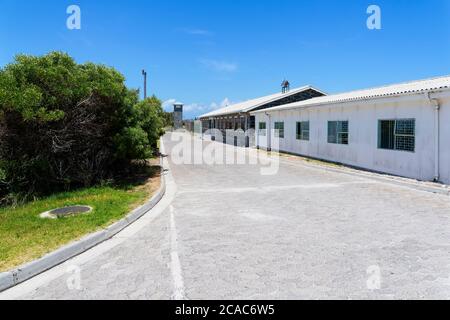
[2,132,450,300]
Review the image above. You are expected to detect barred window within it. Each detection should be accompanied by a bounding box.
[274,122,285,139]
[328,121,349,145]
[258,122,267,136]
[296,122,310,141]
[378,119,415,152]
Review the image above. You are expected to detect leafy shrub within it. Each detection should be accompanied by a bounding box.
[0,52,165,205]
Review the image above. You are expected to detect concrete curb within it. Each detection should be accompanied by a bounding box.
[0,157,167,293]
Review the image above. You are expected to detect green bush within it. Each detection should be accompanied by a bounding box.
[132,96,166,148]
[0,52,165,205]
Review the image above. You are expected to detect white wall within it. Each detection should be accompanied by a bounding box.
[437,92,450,184]
[254,92,450,184]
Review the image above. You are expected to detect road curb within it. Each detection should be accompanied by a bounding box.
[0,157,167,293]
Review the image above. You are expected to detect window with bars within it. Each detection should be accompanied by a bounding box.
[296,122,310,141]
[258,122,267,136]
[274,122,285,139]
[378,119,415,152]
[328,121,349,145]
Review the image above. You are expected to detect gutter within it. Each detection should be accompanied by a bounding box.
[427,92,441,182]
[265,112,272,151]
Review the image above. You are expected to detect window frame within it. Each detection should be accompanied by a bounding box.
[296,121,310,141]
[378,119,415,153]
[274,122,285,139]
[327,121,349,145]
[258,122,267,136]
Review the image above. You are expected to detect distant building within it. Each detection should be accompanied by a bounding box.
[173,102,183,129]
[199,83,326,147]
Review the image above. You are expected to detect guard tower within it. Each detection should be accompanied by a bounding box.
[173,102,184,130]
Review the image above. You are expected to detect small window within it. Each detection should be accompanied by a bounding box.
[240,117,245,131]
[328,121,349,145]
[258,122,267,136]
[296,122,310,141]
[234,119,240,131]
[378,119,415,152]
[250,116,256,129]
[274,122,285,139]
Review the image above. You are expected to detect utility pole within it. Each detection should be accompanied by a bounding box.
[142,69,147,99]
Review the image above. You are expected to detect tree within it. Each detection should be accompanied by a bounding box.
[162,111,174,128]
[115,95,166,161]
[0,52,165,204]
[132,96,165,148]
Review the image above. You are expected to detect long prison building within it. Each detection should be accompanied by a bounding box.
[251,76,450,184]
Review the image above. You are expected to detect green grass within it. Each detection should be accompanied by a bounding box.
[0,166,161,272]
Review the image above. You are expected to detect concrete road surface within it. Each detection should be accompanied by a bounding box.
[2,132,450,300]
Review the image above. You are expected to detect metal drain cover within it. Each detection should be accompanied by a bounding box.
[40,206,93,219]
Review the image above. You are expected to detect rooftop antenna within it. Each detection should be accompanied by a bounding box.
[281,79,290,94]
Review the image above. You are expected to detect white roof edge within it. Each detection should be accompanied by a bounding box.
[199,85,326,119]
[250,75,450,114]
[240,85,326,113]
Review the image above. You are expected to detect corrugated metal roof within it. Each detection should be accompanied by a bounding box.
[251,75,450,114]
[199,85,324,118]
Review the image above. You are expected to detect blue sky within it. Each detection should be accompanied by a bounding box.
[1,0,450,119]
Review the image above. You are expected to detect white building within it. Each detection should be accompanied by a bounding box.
[199,85,325,147]
[251,76,450,184]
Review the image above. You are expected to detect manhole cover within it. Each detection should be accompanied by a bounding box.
[40,206,93,219]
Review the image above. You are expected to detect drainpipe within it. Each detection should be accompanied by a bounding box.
[427,92,440,182]
[265,112,272,152]
[244,114,250,148]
